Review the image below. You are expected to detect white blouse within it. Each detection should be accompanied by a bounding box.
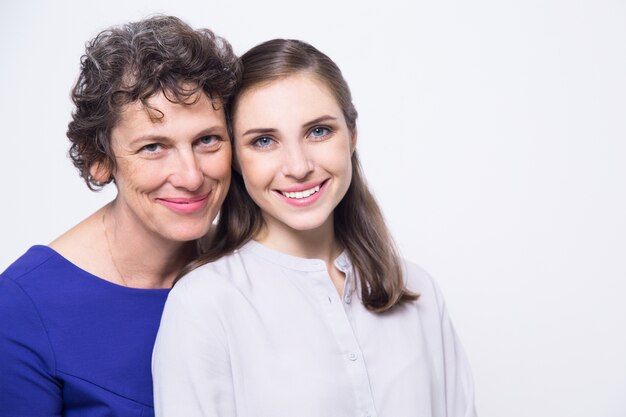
[153,240,477,417]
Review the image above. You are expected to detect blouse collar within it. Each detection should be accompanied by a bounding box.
[241,240,352,273]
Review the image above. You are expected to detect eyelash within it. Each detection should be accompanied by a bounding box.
[140,143,162,153]
[251,136,276,149]
[139,135,221,154]
[309,126,332,140]
[196,135,220,147]
[250,126,333,149]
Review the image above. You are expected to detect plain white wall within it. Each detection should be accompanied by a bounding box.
[1,0,625,416]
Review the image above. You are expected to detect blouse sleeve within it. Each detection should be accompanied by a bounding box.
[0,277,62,417]
[434,280,478,417]
[152,275,236,417]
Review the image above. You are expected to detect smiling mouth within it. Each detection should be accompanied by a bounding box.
[280,184,321,200]
[156,193,210,214]
[159,195,208,204]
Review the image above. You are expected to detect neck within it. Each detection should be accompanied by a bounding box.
[256,214,347,296]
[103,202,195,289]
[255,215,341,266]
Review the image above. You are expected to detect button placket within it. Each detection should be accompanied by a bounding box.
[342,267,354,305]
[314,257,377,417]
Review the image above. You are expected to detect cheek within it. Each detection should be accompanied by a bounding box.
[241,162,265,191]
[338,159,353,196]
[237,155,273,195]
[341,141,354,174]
[202,147,232,181]
[115,160,163,192]
[326,145,354,194]
[236,150,257,179]
[320,141,353,176]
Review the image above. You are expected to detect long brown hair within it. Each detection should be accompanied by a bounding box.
[184,39,417,312]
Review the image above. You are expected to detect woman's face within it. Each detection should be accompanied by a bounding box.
[233,73,355,236]
[100,91,231,243]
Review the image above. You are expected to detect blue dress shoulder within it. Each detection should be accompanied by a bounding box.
[0,246,169,417]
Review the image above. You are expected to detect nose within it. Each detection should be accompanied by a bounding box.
[169,151,204,191]
[281,142,314,179]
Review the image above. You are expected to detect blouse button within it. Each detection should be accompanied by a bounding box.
[347,352,358,361]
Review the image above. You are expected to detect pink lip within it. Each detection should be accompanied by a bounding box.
[156,194,210,214]
[274,179,329,207]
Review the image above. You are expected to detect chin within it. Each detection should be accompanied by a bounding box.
[283,217,331,233]
[163,225,211,243]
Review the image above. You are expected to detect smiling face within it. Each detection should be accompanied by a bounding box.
[97,91,231,244]
[232,73,355,241]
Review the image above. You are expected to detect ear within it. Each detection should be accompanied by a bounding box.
[89,160,113,184]
[350,127,358,154]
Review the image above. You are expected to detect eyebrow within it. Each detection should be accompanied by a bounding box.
[128,134,168,146]
[303,115,338,128]
[241,115,338,137]
[240,127,277,137]
[128,126,227,145]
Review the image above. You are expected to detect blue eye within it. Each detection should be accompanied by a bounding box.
[198,135,218,145]
[253,136,275,148]
[142,143,161,152]
[310,126,330,138]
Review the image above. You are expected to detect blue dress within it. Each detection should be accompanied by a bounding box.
[0,246,169,417]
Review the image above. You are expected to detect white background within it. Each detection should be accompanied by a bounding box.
[1,0,625,416]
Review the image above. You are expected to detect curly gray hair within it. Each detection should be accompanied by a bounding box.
[67,15,241,190]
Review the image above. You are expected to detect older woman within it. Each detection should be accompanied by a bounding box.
[0,16,238,416]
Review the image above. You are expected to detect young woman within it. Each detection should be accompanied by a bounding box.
[153,39,477,417]
[0,16,238,416]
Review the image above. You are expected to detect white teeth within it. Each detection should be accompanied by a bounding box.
[281,185,320,199]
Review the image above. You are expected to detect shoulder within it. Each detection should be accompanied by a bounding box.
[0,245,80,328]
[1,246,58,283]
[168,243,285,315]
[0,248,57,371]
[174,241,278,291]
[401,259,437,294]
[400,258,446,314]
[0,246,81,303]
[157,252,247,348]
[176,251,240,289]
[0,246,66,302]
[168,250,248,308]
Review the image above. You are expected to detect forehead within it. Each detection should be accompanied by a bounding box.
[233,74,342,127]
[111,93,226,140]
[115,92,224,131]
